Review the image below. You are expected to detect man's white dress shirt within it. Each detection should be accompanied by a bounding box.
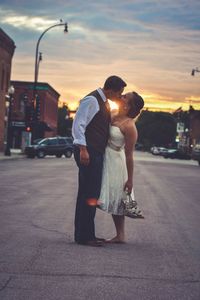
[72,88,107,146]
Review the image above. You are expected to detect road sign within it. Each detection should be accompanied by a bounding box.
[177,122,184,133]
[11,121,25,127]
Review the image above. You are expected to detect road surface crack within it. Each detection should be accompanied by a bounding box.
[0,276,12,292]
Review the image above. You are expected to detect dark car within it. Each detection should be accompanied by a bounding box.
[162,149,191,160]
[25,137,74,158]
[32,138,44,145]
[135,143,145,151]
[191,144,200,166]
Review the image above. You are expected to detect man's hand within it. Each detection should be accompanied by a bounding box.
[79,146,90,165]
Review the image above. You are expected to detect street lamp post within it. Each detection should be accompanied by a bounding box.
[4,85,15,156]
[32,20,68,141]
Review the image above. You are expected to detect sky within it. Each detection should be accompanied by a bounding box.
[0,0,200,112]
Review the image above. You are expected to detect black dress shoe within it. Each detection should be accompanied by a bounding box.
[95,237,106,242]
[77,240,104,247]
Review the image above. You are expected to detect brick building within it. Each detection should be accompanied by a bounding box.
[0,28,15,152]
[10,81,60,148]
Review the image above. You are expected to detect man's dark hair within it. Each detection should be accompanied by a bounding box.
[104,75,127,92]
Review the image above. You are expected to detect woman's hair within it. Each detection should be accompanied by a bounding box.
[127,92,144,118]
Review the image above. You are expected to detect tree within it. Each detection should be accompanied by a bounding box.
[136,111,177,150]
[57,104,73,136]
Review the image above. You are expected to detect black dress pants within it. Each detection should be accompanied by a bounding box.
[73,146,104,243]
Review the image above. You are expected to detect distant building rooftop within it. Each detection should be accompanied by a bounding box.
[11,80,60,98]
[0,27,16,56]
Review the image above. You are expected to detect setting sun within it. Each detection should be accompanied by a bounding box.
[108,100,119,111]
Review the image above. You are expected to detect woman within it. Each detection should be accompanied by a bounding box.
[99,91,144,243]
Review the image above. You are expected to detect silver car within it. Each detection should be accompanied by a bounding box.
[192,144,200,166]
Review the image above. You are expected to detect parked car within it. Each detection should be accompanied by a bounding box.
[135,143,145,151]
[32,138,44,145]
[25,137,74,158]
[191,144,200,166]
[162,149,191,160]
[150,146,168,155]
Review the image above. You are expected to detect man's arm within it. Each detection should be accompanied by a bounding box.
[72,96,99,165]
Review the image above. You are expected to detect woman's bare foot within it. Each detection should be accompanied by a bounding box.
[105,236,125,244]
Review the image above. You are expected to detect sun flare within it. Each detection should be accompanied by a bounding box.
[108,100,119,111]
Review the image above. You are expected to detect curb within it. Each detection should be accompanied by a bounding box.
[0,154,26,161]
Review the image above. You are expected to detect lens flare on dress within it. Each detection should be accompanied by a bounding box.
[86,198,101,206]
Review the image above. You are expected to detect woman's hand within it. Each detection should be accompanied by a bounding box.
[124,180,133,194]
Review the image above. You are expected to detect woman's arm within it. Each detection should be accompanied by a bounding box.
[123,121,138,194]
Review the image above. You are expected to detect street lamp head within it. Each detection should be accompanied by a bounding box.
[64,23,68,33]
[191,67,200,76]
[8,85,15,95]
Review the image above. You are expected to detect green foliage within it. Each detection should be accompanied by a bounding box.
[136,111,177,150]
[57,104,73,136]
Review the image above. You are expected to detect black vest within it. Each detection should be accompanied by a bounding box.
[85,90,110,153]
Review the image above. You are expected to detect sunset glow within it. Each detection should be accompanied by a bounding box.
[1,1,200,112]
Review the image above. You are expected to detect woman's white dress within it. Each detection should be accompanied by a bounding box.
[99,125,135,215]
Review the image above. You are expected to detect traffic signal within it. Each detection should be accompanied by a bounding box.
[26,126,31,132]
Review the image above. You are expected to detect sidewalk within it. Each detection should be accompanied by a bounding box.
[0,149,26,160]
[134,150,198,166]
[0,149,198,166]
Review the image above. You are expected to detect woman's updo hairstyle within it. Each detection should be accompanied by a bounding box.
[127,92,144,119]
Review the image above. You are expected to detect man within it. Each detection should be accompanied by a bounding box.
[72,75,127,247]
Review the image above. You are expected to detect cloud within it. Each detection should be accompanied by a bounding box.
[0,0,200,111]
[2,15,57,31]
[0,7,62,32]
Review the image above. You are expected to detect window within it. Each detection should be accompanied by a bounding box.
[19,99,25,114]
[6,71,10,92]
[47,139,57,145]
[64,137,73,145]
[39,139,49,145]
[19,94,28,114]
[1,68,5,91]
[58,138,66,145]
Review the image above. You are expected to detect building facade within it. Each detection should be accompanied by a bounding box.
[10,81,60,148]
[0,28,15,152]
[190,110,200,145]
[175,108,200,153]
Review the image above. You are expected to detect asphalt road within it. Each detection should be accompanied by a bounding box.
[0,152,199,300]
